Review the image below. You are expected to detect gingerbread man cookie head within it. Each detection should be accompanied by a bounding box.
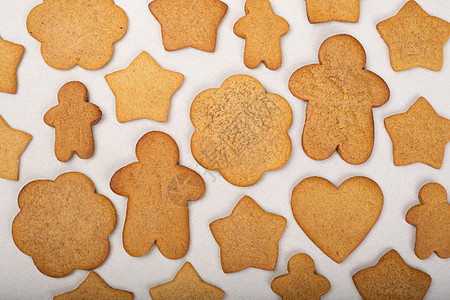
[419,182,447,205]
[57,81,88,105]
[319,34,366,69]
[136,131,179,166]
[245,0,271,12]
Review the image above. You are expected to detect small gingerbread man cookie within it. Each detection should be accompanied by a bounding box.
[406,183,450,259]
[44,81,102,162]
[233,0,289,70]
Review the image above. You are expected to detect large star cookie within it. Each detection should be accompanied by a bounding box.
[377,0,450,71]
[0,37,24,94]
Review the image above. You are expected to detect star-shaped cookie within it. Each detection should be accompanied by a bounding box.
[377,0,450,71]
[0,115,31,180]
[353,250,432,300]
[210,196,287,273]
[105,51,184,123]
[305,0,360,23]
[385,97,450,169]
[149,262,225,300]
[149,0,228,52]
[0,37,24,94]
[54,272,133,299]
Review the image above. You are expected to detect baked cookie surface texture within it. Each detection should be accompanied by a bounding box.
[0,37,24,94]
[305,0,360,23]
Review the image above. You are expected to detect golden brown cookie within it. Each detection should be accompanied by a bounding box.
[271,253,330,300]
[210,196,287,273]
[149,262,225,300]
[149,0,228,52]
[377,0,450,72]
[54,272,133,300]
[0,37,24,94]
[105,51,184,123]
[353,250,432,300]
[0,115,32,181]
[305,0,360,23]
[233,0,289,70]
[44,81,102,162]
[384,97,450,169]
[291,176,383,263]
[110,131,205,259]
[289,34,390,165]
[190,74,292,186]
[406,183,450,259]
[27,0,127,70]
[12,172,117,278]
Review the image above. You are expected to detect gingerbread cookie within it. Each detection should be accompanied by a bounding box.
[105,51,184,123]
[0,37,24,94]
[384,97,450,169]
[305,0,360,23]
[190,74,292,186]
[12,172,116,277]
[110,131,205,259]
[377,0,450,72]
[406,183,450,259]
[271,253,330,300]
[210,196,286,273]
[233,0,289,70]
[291,176,383,263]
[149,0,228,52]
[0,115,32,181]
[149,262,225,300]
[27,0,127,70]
[44,81,102,162]
[54,272,133,300]
[353,250,432,300]
[289,34,390,165]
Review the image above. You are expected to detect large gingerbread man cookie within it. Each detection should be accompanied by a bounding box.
[289,34,390,164]
[110,131,205,259]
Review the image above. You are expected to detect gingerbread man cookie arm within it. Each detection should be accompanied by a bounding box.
[405,205,421,226]
[110,163,138,197]
[362,71,390,107]
[86,103,102,125]
[167,165,206,204]
[288,64,322,101]
[43,106,60,127]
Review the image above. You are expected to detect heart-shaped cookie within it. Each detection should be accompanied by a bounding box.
[291,176,383,263]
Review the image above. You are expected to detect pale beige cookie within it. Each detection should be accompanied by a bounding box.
[149,262,225,300]
[271,253,330,300]
[44,81,102,162]
[105,51,184,123]
[110,131,205,259]
[0,37,24,94]
[12,172,117,278]
[377,0,450,71]
[305,0,360,23]
[289,34,390,165]
[353,250,432,300]
[27,0,127,70]
[384,97,450,169]
[233,0,289,70]
[210,196,287,273]
[149,0,228,52]
[291,176,383,263]
[406,183,450,259]
[0,115,32,181]
[191,74,292,186]
[54,272,133,300]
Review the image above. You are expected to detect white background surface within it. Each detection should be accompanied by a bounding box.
[0,0,449,299]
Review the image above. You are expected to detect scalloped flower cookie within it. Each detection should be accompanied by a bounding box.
[190,74,292,186]
[27,0,127,70]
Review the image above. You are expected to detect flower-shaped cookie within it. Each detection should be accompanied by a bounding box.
[27,0,127,70]
[12,172,117,277]
[190,75,292,186]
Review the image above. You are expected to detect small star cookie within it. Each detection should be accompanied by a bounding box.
[271,253,330,300]
[377,0,450,71]
[149,0,228,52]
[105,51,183,123]
[0,37,24,94]
[406,183,450,259]
[384,97,450,169]
[54,272,133,300]
[149,262,225,300]
[304,0,360,23]
[0,115,31,181]
[210,196,286,273]
[353,250,432,300]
